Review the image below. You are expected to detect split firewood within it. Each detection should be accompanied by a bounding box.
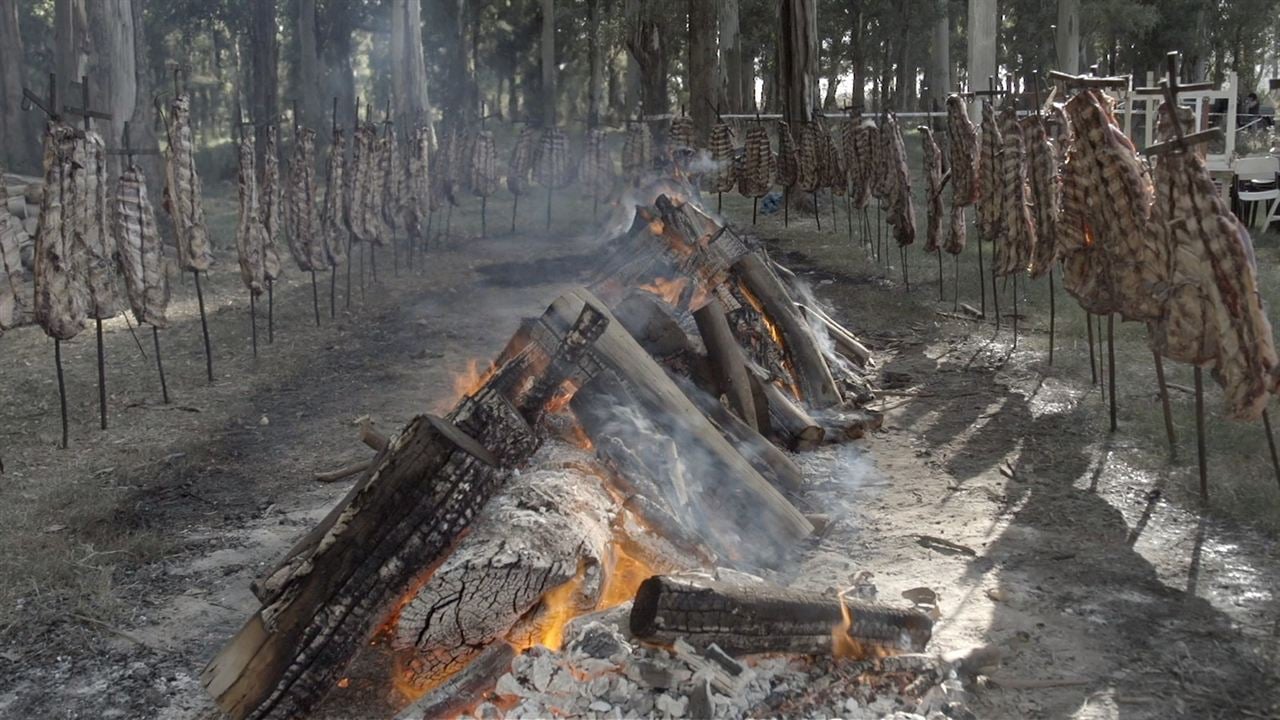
[77,131,117,321]
[33,122,88,341]
[234,132,267,295]
[320,128,350,267]
[738,125,774,199]
[995,107,1035,277]
[621,122,653,181]
[919,126,944,254]
[694,297,758,430]
[577,127,614,200]
[284,127,328,271]
[775,121,799,190]
[630,575,934,657]
[260,125,284,282]
[709,122,736,194]
[162,95,213,272]
[1023,114,1060,279]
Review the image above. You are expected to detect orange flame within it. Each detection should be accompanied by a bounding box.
[637,276,689,307]
[452,359,496,400]
[831,588,892,660]
[510,562,590,653]
[598,533,661,608]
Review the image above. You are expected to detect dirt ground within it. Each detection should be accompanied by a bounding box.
[1,186,1277,719]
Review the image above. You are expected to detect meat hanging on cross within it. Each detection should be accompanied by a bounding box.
[285,126,328,271]
[1146,101,1279,421]
[975,101,1004,246]
[364,124,391,246]
[577,128,614,200]
[708,122,737,194]
[345,120,372,243]
[738,125,774,199]
[944,95,979,255]
[667,114,696,159]
[507,125,538,197]
[470,128,500,199]
[113,162,169,328]
[162,95,213,273]
[994,107,1035,277]
[850,123,876,210]
[260,125,284,283]
[234,132,268,295]
[77,129,117,321]
[621,122,653,181]
[534,127,574,189]
[1023,114,1060,279]
[1056,115,1117,316]
[775,120,799,190]
[882,114,915,248]
[796,122,822,195]
[381,123,407,235]
[820,121,846,197]
[919,126,944,254]
[33,122,88,341]
[1,169,31,334]
[320,127,350,267]
[870,121,892,201]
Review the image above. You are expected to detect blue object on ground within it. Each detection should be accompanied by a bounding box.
[761,191,783,215]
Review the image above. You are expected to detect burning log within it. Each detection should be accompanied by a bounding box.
[630,575,933,657]
[391,642,516,720]
[761,380,824,451]
[202,299,610,720]
[693,297,758,430]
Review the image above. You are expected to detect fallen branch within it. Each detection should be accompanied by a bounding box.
[313,460,373,483]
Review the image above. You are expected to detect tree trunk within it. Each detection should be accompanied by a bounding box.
[718,0,743,113]
[741,49,756,112]
[390,0,430,130]
[848,5,865,109]
[587,0,603,126]
[626,3,669,135]
[249,0,279,166]
[321,3,356,136]
[967,0,997,114]
[1055,0,1079,75]
[297,0,324,131]
[779,0,817,124]
[688,0,716,143]
[0,0,37,171]
[926,0,950,114]
[54,0,88,119]
[434,0,473,120]
[541,0,556,126]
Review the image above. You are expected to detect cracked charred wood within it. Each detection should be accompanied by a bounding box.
[393,641,515,720]
[733,253,842,409]
[558,288,813,566]
[630,575,933,657]
[761,381,824,451]
[694,297,758,430]
[202,299,609,720]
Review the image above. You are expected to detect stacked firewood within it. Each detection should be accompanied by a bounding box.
[33,123,88,340]
[234,133,268,294]
[162,95,212,273]
[918,126,944,254]
[577,128,613,200]
[945,95,978,254]
[994,108,1034,276]
[881,114,915,247]
[320,128,350,268]
[738,125,774,200]
[113,161,168,328]
[708,122,736,195]
[260,126,284,283]
[285,127,328,272]
[1145,101,1279,420]
[1022,114,1059,279]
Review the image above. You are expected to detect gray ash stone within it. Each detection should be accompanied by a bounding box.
[567,620,630,659]
[686,678,714,719]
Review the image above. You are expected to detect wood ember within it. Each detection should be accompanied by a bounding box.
[737,126,773,199]
[508,125,538,196]
[709,122,736,194]
[918,126,943,254]
[260,125,284,281]
[994,108,1034,277]
[577,128,614,200]
[629,575,933,656]
[1,168,31,334]
[33,122,88,341]
[621,123,653,181]
[234,133,267,295]
[775,121,799,190]
[534,127,573,189]
[284,127,328,271]
[1147,101,1280,420]
[975,101,1004,245]
[162,95,213,272]
[1023,114,1060,279]
[882,114,915,248]
[320,128,350,267]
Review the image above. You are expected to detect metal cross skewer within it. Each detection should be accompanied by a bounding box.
[64,75,116,432]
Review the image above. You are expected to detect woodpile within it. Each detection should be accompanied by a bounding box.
[33,122,88,341]
[202,180,891,720]
[919,126,943,254]
[284,127,328,271]
[738,125,773,199]
[234,133,268,295]
[260,126,284,283]
[162,95,213,273]
[113,162,168,327]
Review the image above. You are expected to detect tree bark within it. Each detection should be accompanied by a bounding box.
[779,0,817,124]
[848,5,865,109]
[626,1,669,132]
[717,0,743,112]
[297,0,323,131]
[688,0,716,143]
[541,0,556,125]
[1055,0,1080,75]
[926,0,950,114]
[126,0,162,194]
[587,0,603,126]
[54,0,87,121]
[631,575,934,656]
[967,0,997,115]
[390,0,430,130]
[249,0,279,166]
[0,0,38,170]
